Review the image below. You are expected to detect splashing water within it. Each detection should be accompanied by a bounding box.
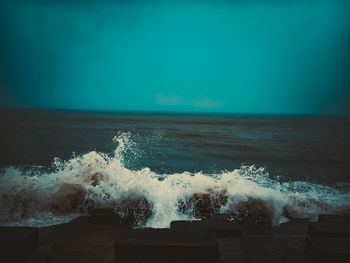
[0,132,349,228]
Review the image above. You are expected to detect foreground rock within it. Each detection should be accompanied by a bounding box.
[87,172,105,187]
[223,197,275,226]
[113,196,153,227]
[179,191,278,227]
[82,196,153,227]
[178,189,228,219]
[49,183,86,214]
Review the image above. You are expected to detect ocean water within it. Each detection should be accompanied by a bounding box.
[0,110,350,227]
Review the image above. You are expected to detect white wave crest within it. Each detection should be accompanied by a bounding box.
[0,132,349,228]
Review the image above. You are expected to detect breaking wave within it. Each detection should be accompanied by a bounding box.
[0,132,349,228]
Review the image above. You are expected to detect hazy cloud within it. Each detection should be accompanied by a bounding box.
[155,93,223,111]
[193,97,223,110]
[155,93,183,106]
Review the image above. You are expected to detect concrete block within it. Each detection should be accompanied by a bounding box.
[308,223,350,238]
[306,236,350,259]
[115,228,218,259]
[318,214,350,224]
[0,227,38,252]
[170,220,243,238]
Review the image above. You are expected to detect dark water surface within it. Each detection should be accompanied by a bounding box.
[1,109,349,185]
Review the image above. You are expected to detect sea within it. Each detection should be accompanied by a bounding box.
[0,109,350,227]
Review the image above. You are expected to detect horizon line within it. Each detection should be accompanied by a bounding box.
[1,106,350,117]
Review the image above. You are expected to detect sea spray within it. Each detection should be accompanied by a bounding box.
[0,132,349,227]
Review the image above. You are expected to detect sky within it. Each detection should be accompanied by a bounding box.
[0,0,350,114]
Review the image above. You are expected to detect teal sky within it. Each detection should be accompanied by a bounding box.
[1,0,350,114]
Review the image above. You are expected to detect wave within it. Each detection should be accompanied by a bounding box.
[0,132,349,228]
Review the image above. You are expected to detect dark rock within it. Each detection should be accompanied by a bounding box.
[208,213,228,221]
[78,196,153,227]
[178,188,228,219]
[89,208,116,217]
[223,197,275,226]
[72,208,124,225]
[89,172,104,187]
[113,196,153,227]
[282,204,301,219]
[49,183,86,214]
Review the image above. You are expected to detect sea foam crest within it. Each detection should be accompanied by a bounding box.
[0,132,349,228]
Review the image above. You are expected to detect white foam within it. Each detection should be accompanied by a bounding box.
[0,132,349,228]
